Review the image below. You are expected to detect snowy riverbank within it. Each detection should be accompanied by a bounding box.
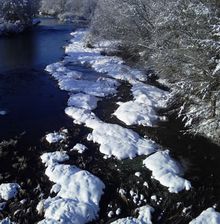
[1,27,219,224]
[34,30,195,223]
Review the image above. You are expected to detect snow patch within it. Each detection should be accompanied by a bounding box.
[71,143,88,153]
[68,93,99,110]
[189,208,220,224]
[143,150,191,193]
[38,151,105,224]
[0,218,15,224]
[45,132,66,144]
[0,183,20,201]
[111,205,154,224]
[41,151,69,166]
[114,82,168,126]
[65,107,157,160]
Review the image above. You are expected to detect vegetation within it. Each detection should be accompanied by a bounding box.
[39,0,97,22]
[88,0,220,145]
[0,0,219,144]
[0,0,39,34]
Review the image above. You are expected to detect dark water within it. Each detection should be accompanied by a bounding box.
[0,18,74,142]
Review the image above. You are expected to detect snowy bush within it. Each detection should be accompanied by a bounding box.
[0,0,39,35]
[40,0,97,22]
[88,0,220,144]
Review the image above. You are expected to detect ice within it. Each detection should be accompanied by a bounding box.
[71,143,88,153]
[0,183,20,201]
[68,93,99,110]
[111,205,154,224]
[189,208,220,224]
[38,151,105,224]
[65,107,157,160]
[143,150,191,193]
[45,132,66,144]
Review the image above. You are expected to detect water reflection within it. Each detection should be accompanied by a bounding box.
[0,18,74,141]
[0,31,35,72]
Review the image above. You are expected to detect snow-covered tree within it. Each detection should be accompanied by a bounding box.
[40,0,97,22]
[0,0,39,35]
[88,0,220,144]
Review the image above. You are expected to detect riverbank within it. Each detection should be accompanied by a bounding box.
[0,26,220,224]
[36,30,220,223]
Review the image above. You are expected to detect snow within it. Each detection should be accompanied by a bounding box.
[143,150,191,193]
[0,218,15,224]
[135,172,141,177]
[132,82,168,108]
[45,132,66,144]
[114,101,158,126]
[41,151,70,166]
[213,61,220,75]
[58,77,119,97]
[0,111,7,116]
[65,107,157,160]
[38,151,105,224]
[68,93,99,110]
[189,208,220,224]
[111,205,154,224]
[65,30,148,83]
[114,81,168,127]
[71,143,88,153]
[116,208,121,215]
[0,183,20,201]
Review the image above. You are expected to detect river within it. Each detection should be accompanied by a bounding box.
[0,17,220,224]
[0,18,73,142]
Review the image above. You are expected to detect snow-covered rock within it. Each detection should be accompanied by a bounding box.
[0,183,20,201]
[71,143,88,153]
[38,151,105,224]
[143,150,191,193]
[114,101,158,126]
[68,93,99,110]
[45,132,66,144]
[114,82,168,126]
[41,151,69,166]
[189,208,220,224]
[111,205,154,224]
[65,107,157,160]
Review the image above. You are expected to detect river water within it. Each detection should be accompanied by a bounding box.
[0,18,73,142]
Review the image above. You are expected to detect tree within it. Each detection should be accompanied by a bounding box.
[88,0,220,144]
